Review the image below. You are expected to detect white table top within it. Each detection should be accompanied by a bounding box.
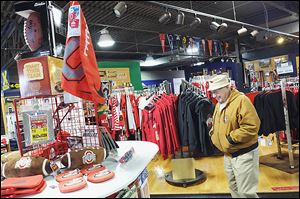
[24,141,158,198]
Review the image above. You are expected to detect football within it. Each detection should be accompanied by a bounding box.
[23,12,43,51]
[60,147,106,170]
[1,156,53,178]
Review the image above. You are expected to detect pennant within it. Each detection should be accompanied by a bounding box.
[182,36,187,52]
[225,42,229,56]
[175,35,181,51]
[213,40,218,56]
[207,40,213,57]
[201,39,207,57]
[219,41,223,56]
[159,33,166,53]
[194,37,200,55]
[61,1,105,104]
[189,37,194,47]
[167,34,174,53]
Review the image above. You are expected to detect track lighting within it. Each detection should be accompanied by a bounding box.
[210,21,227,33]
[176,11,185,25]
[237,26,248,36]
[218,22,228,33]
[190,15,201,28]
[98,29,115,47]
[113,1,127,18]
[140,54,160,66]
[210,21,220,31]
[250,30,259,38]
[159,9,171,24]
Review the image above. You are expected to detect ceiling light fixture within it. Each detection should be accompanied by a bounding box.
[190,15,201,28]
[159,9,171,24]
[237,26,248,36]
[140,54,159,66]
[98,29,115,48]
[113,1,127,18]
[176,11,185,25]
[250,30,259,38]
[210,21,227,33]
[277,36,284,44]
[218,22,228,33]
[210,21,220,31]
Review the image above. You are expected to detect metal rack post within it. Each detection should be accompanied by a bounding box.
[280,78,295,169]
[275,131,283,159]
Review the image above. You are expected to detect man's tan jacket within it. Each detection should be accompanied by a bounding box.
[210,88,261,156]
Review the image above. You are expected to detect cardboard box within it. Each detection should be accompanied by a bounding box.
[17,56,64,97]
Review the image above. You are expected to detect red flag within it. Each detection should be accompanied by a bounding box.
[159,33,166,53]
[61,1,105,104]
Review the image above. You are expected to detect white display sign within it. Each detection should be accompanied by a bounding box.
[277,62,294,75]
[173,78,186,95]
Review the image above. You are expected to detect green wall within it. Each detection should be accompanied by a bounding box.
[97,61,143,90]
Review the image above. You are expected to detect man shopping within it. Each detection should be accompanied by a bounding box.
[208,74,261,198]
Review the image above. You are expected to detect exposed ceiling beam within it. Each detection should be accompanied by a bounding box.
[263,15,299,28]
[216,1,252,16]
[262,1,299,17]
[272,21,299,34]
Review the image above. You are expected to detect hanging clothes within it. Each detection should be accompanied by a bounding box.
[177,84,219,158]
[126,95,136,134]
[254,89,299,136]
[140,93,180,159]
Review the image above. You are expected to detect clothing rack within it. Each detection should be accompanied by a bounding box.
[165,79,207,187]
[181,79,204,96]
[160,80,172,95]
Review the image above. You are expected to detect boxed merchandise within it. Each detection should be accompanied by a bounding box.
[16,56,64,97]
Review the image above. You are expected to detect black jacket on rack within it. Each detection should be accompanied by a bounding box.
[195,98,216,157]
[254,90,299,136]
[177,89,218,157]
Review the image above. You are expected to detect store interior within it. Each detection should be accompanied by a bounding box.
[1,1,299,198]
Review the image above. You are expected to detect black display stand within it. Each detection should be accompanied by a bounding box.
[164,169,206,188]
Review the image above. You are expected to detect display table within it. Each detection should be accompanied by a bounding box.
[24,141,159,198]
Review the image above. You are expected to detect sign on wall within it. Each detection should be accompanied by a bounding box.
[98,68,130,88]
